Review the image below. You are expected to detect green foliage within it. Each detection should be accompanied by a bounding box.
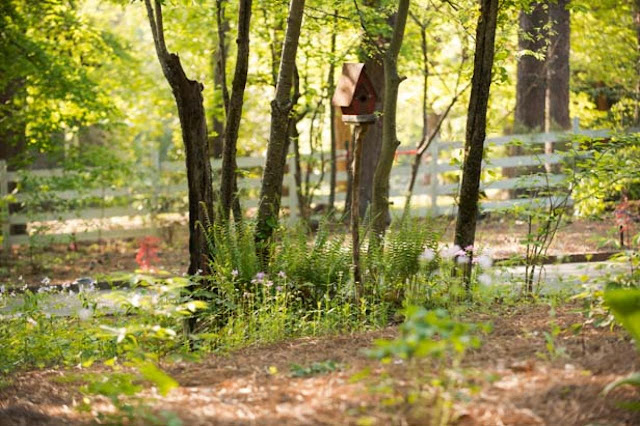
[572,134,640,216]
[369,307,488,361]
[290,360,341,377]
[604,288,640,351]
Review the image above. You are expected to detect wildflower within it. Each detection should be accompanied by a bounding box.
[265,280,274,288]
[78,308,92,321]
[441,245,462,259]
[130,293,142,308]
[420,247,436,261]
[477,273,492,286]
[231,269,239,278]
[457,255,470,265]
[27,317,37,326]
[475,254,493,269]
[0,285,4,294]
[276,286,283,292]
[252,272,266,284]
[465,245,474,253]
[277,270,286,279]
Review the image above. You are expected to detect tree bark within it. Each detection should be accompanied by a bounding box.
[220,0,252,221]
[635,0,640,125]
[515,2,548,131]
[255,0,305,259]
[547,0,571,130]
[144,0,214,276]
[328,9,338,212]
[370,0,411,242]
[357,56,384,219]
[453,0,499,287]
[211,0,230,159]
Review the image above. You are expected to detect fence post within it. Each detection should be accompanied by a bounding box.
[427,137,439,217]
[572,117,581,134]
[150,149,161,237]
[288,148,299,224]
[0,160,10,254]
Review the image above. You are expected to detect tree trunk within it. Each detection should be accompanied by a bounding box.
[328,9,338,212]
[370,0,411,242]
[220,0,252,221]
[547,0,571,130]
[635,0,640,125]
[210,0,230,159]
[453,0,499,288]
[357,56,384,219]
[515,2,548,131]
[255,0,305,259]
[144,0,214,276]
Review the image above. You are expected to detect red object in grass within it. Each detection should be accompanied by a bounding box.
[136,236,161,271]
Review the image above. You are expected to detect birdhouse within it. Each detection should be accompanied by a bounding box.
[332,63,378,124]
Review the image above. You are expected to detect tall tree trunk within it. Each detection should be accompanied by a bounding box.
[220,0,252,221]
[255,0,305,259]
[515,2,548,131]
[453,0,499,287]
[328,9,338,212]
[358,56,384,219]
[211,0,230,159]
[144,0,214,276]
[635,0,640,125]
[370,0,411,242]
[547,0,571,130]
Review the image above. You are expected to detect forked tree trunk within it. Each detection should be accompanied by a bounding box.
[144,0,214,276]
[548,0,570,130]
[370,0,411,243]
[255,0,305,260]
[453,0,499,287]
[220,0,252,221]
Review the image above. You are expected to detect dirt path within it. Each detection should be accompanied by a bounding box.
[1,304,638,425]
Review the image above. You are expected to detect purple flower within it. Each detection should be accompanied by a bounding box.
[278,271,286,279]
[265,280,274,288]
[231,269,239,278]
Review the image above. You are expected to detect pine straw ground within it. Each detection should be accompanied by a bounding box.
[1,304,639,425]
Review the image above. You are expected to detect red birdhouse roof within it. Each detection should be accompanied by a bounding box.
[331,63,377,107]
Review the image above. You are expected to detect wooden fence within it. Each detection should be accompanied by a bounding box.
[0,119,611,250]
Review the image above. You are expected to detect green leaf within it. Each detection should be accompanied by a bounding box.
[603,372,640,395]
[135,360,179,397]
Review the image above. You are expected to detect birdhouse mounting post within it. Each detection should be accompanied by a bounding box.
[331,63,378,297]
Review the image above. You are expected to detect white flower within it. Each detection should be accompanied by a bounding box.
[265,280,274,288]
[420,247,436,261]
[231,269,239,277]
[78,308,92,321]
[27,317,37,326]
[457,255,470,265]
[0,285,5,294]
[441,245,462,259]
[130,293,142,308]
[41,277,51,285]
[477,273,492,286]
[475,255,493,269]
[278,271,286,279]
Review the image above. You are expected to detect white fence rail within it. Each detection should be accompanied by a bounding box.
[0,120,612,250]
